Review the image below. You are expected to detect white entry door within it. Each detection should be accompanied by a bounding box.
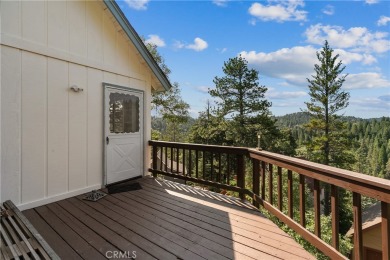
[105,85,143,185]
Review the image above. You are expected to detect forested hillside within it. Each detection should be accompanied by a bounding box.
[276,112,390,178]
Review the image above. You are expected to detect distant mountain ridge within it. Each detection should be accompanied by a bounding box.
[274,112,388,128]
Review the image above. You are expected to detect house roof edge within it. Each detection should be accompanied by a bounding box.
[103,0,172,91]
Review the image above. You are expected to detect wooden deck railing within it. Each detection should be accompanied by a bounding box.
[149,140,390,260]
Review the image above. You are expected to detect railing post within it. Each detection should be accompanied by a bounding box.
[382,202,390,260]
[353,192,363,259]
[237,154,245,200]
[331,185,339,250]
[252,159,260,208]
[152,144,157,178]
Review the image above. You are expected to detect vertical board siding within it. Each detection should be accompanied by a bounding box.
[1,1,22,37]
[86,0,103,63]
[68,0,87,57]
[48,1,68,52]
[69,64,88,190]
[87,68,104,186]
[21,52,47,203]
[1,47,22,204]
[47,58,69,197]
[22,1,47,45]
[102,13,118,67]
[2,0,152,207]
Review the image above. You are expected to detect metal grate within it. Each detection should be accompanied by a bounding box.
[1,200,59,259]
[83,190,107,202]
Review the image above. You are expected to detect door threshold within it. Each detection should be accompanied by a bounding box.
[106,175,142,187]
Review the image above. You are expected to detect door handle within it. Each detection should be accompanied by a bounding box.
[106,136,109,145]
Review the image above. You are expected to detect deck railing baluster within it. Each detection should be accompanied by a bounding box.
[382,202,390,260]
[218,153,222,183]
[299,174,306,228]
[195,150,199,178]
[210,153,214,182]
[269,164,273,205]
[237,154,245,200]
[202,151,206,180]
[170,147,173,173]
[152,145,157,178]
[278,167,282,211]
[314,179,321,238]
[160,146,163,171]
[188,150,192,177]
[227,154,230,185]
[261,161,266,200]
[176,148,180,174]
[165,147,168,172]
[253,159,260,208]
[288,170,293,219]
[182,149,186,176]
[353,192,363,259]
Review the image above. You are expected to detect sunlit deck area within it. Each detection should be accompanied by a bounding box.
[22,177,314,260]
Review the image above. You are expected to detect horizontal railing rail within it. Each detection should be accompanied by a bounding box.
[149,140,390,260]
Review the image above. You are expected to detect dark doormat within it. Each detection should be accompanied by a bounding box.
[107,182,142,194]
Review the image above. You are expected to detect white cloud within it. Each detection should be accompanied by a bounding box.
[175,38,208,52]
[145,35,165,47]
[240,45,376,86]
[333,49,377,65]
[213,0,228,7]
[343,73,390,89]
[173,40,185,49]
[217,47,228,53]
[365,0,379,4]
[248,0,307,23]
[266,90,307,99]
[124,0,149,10]
[322,5,335,16]
[187,37,208,51]
[379,95,390,102]
[378,16,390,26]
[351,97,390,112]
[305,24,390,53]
[195,86,210,93]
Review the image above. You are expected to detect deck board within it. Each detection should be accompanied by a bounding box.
[23,209,81,259]
[23,176,314,260]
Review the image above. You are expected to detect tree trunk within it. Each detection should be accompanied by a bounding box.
[324,88,330,216]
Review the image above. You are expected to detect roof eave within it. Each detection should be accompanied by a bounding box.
[103,0,172,91]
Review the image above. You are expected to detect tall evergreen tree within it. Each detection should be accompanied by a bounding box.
[209,55,276,147]
[304,40,354,218]
[145,41,190,142]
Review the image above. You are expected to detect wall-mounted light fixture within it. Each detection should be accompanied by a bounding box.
[70,85,83,92]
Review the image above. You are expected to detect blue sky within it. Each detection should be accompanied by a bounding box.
[118,0,390,118]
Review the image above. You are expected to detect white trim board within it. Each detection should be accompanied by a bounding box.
[16,184,102,211]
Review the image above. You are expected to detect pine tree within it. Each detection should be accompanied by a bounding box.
[145,41,190,142]
[304,40,354,217]
[209,55,276,147]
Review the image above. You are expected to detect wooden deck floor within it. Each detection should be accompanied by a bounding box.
[23,177,314,260]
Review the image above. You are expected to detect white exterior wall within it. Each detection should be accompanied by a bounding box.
[1,0,153,209]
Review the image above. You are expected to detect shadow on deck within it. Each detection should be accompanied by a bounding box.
[23,176,314,259]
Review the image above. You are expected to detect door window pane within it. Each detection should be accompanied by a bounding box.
[109,92,140,133]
